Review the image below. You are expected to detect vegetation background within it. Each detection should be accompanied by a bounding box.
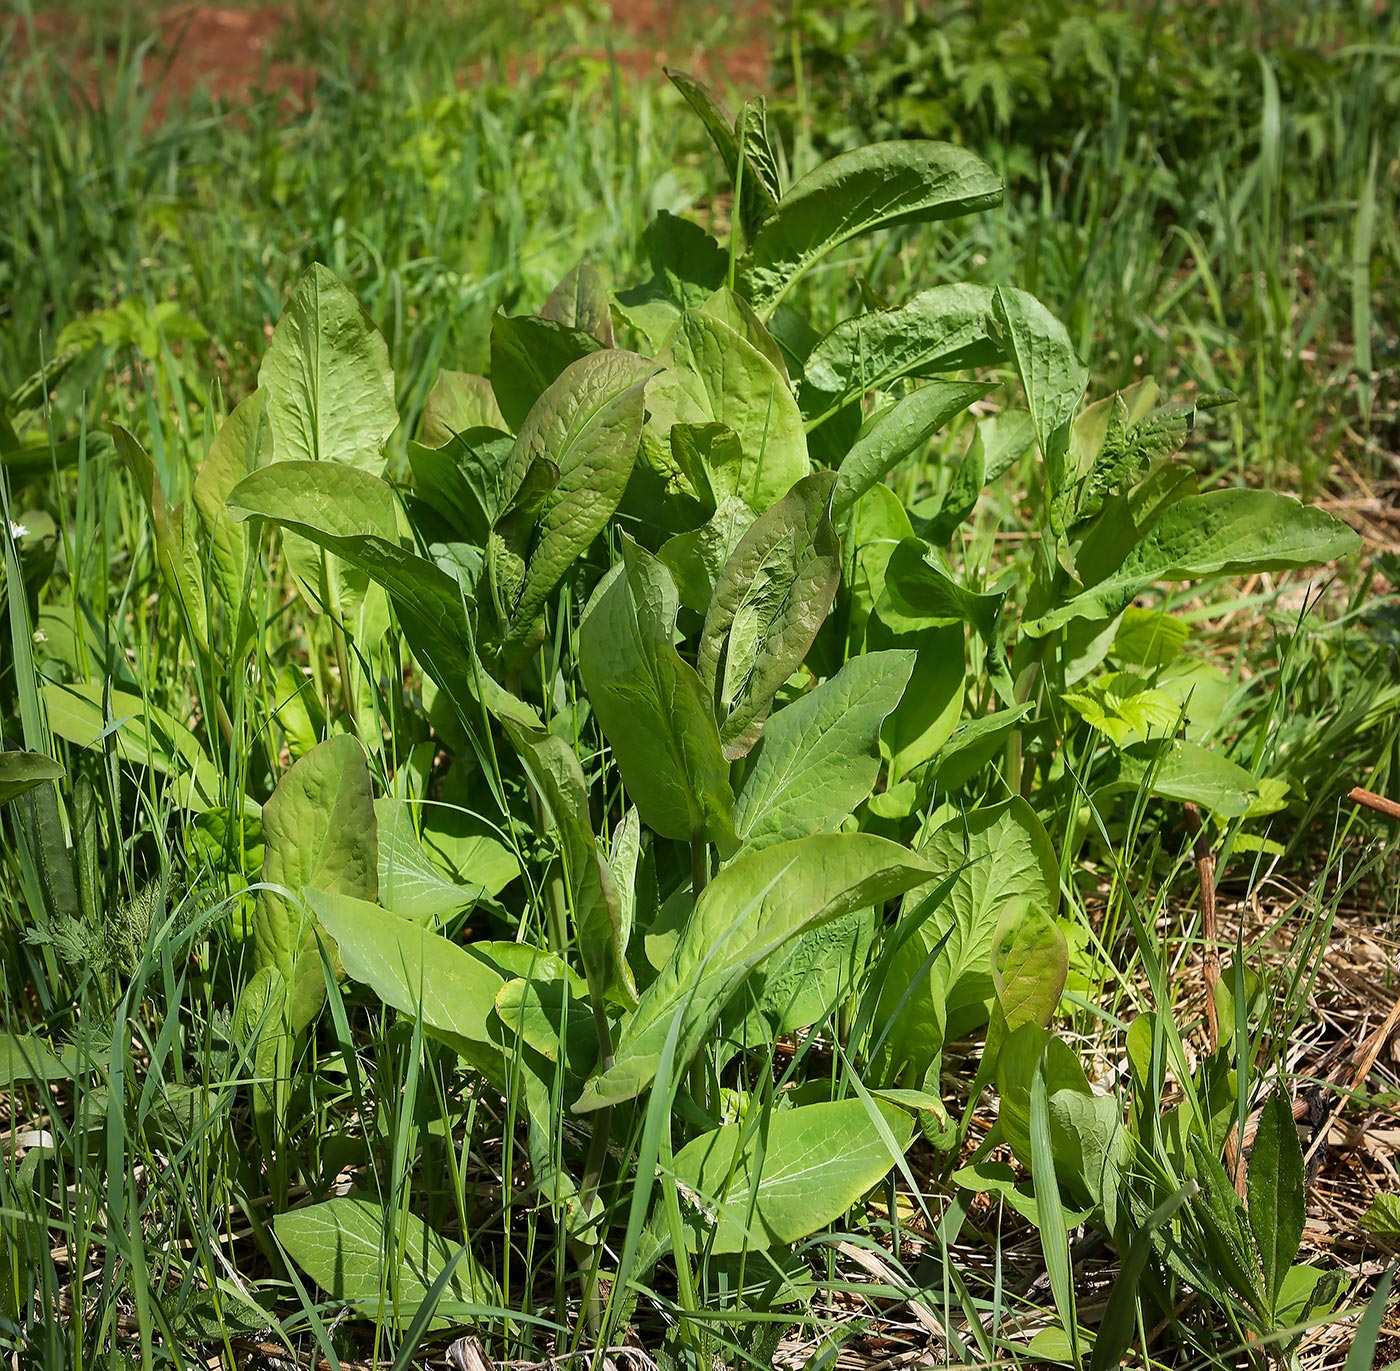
[1,0,1397,1367]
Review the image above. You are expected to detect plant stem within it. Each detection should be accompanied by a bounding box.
[690,830,709,904]
[1005,642,1045,795]
[579,999,616,1341]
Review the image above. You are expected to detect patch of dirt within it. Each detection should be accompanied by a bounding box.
[600,0,771,91]
[7,1,774,123]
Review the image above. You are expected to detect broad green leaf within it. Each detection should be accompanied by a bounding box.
[419,370,507,446]
[578,536,735,850]
[643,306,810,513]
[495,976,597,1073]
[877,623,965,782]
[983,903,1069,1073]
[275,1196,495,1329]
[699,288,790,379]
[669,69,780,239]
[613,211,727,349]
[1248,1090,1306,1315]
[42,681,230,814]
[192,390,269,651]
[800,284,1003,424]
[0,750,63,806]
[1062,672,1181,748]
[992,286,1089,473]
[493,696,636,1009]
[228,468,480,713]
[1360,1192,1400,1236]
[258,264,397,472]
[738,142,1002,314]
[667,422,747,507]
[542,262,616,346]
[225,459,399,629]
[1026,490,1363,636]
[659,495,756,615]
[724,909,876,1047]
[832,381,995,518]
[997,1027,1090,1163]
[407,427,513,546]
[952,1159,1090,1229]
[734,650,914,850]
[0,1032,77,1087]
[305,890,503,1075]
[232,964,288,1151]
[699,472,841,759]
[489,312,603,433]
[844,483,914,654]
[375,799,477,922]
[670,1099,913,1253]
[883,798,1059,1065]
[876,537,1005,640]
[418,808,519,900]
[608,807,642,961]
[1112,608,1190,670]
[501,350,655,659]
[1118,739,1260,817]
[226,460,399,551]
[575,833,934,1112]
[256,735,378,1033]
[1049,1086,1128,1230]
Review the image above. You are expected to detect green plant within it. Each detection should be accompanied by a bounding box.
[2,53,1386,1371]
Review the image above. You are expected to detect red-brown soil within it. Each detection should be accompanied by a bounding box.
[7,0,774,121]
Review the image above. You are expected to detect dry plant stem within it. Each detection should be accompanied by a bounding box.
[1183,802,1246,1198]
[1348,785,1400,821]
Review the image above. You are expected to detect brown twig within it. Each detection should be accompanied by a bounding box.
[1183,802,1247,1198]
[1348,786,1400,822]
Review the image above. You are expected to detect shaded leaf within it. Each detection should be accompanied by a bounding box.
[578,536,736,850]
[256,735,377,1033]
[699,471,841,759]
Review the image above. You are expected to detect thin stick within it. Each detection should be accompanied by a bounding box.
[1184,802,1246,1198]
[1349,786,1400,821]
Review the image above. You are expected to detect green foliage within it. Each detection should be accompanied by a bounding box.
[1,27,1389,1370]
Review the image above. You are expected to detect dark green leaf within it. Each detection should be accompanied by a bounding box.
[832,381,995,518]
[0,750,63,806]
[578,536,736,850]
[1248,1090,1306,1315]
[1027,490,1362,636]
[699,471,841,759]
[489,313,604,433]
[734,650,914,850]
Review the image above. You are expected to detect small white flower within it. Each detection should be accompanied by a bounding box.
[9,521,28,540]
[32,631,47,644]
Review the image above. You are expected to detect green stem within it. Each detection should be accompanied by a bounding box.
[579,1000,616,1342]
[690,830,709,904]
[1005,640,1047,795]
